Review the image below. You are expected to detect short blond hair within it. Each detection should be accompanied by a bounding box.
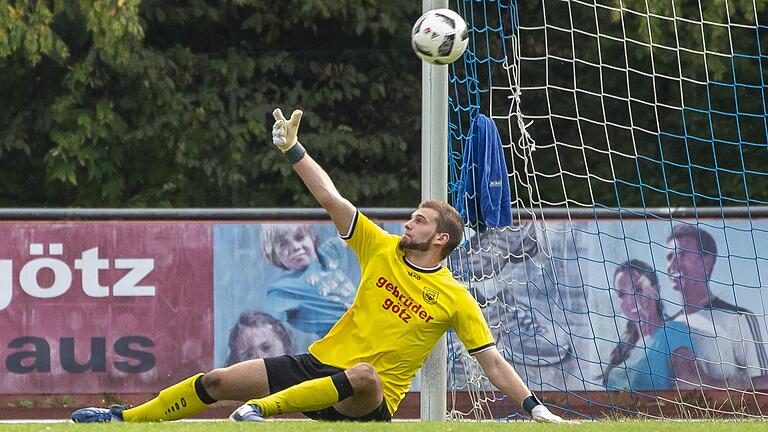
[260,224,319,269]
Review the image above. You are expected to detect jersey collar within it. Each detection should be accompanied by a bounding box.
[402,255,442,273]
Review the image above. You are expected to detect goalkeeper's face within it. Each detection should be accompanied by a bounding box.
[400,209,440,252]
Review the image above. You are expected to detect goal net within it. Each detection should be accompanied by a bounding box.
[446,0,768,420]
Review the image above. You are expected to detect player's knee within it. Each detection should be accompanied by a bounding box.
[346,363,381,393]
[200,368,231,399]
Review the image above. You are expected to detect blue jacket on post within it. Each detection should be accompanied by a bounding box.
[454,114,512,230]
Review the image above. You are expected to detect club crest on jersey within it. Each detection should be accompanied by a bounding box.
[422,287,438,304]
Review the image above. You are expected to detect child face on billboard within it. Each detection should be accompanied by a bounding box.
[276,229,318,271]
[231,324,289,360]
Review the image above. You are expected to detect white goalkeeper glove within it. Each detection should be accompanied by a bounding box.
[530,404,576,424]
[523,394,576,423]
[272,108,304,157]
[272,108,306,164]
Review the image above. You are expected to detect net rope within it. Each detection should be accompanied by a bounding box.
[446,0,768,420]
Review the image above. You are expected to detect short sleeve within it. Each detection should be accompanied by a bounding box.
[341,211,397,269]
[451,289,495,354]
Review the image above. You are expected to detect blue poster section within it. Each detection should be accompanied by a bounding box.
[212,216,768,393]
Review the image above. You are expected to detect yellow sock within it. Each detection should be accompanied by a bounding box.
[247,376,340,417]
[123,373,211,422]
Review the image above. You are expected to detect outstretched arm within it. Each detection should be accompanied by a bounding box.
[474,348,573,423]
[292,154,355,235]
[271,108,355,234]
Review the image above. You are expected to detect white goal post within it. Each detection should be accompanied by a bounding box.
[419,0,450,423]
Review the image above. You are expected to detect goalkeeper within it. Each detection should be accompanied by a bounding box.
[70,108,570,424]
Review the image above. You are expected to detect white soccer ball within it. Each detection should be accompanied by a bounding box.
[411,8,469,65]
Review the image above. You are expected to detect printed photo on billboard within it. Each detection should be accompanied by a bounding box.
[581,218,768,391]
[448,220,591,393]
[449,216,768,393]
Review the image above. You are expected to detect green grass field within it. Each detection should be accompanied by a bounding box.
[1,420,767,432]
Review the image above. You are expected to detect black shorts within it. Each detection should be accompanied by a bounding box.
[263,353,391,422]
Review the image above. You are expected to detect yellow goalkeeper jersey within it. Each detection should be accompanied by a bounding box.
[308,211,495,415]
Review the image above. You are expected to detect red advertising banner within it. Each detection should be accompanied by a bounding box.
[0,222,213,394]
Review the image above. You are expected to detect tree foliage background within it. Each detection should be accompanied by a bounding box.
[508,1,768,209]
[0,0,422,207]
[2,1,764,210]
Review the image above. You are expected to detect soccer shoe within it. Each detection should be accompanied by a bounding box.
[70,405,125,423]
[229,403,266,422]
